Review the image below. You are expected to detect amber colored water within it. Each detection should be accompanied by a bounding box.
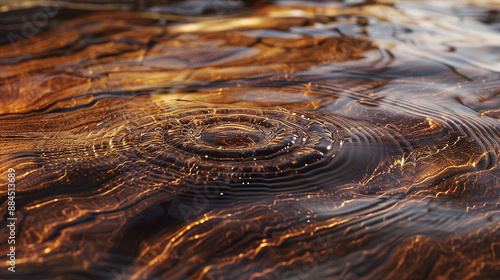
[1,0,500,279]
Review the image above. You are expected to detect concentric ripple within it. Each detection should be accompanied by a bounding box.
[114,108,346,190]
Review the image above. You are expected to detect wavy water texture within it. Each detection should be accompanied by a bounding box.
[0,0,500,279]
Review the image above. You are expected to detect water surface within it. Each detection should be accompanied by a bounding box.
[0,0,499,279]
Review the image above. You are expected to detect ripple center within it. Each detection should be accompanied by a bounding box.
[199,122,270,149]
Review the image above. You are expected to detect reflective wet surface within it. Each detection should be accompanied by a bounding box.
[0,0,500,279]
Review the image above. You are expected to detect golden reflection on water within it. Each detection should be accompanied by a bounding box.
[0,0,500,279]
